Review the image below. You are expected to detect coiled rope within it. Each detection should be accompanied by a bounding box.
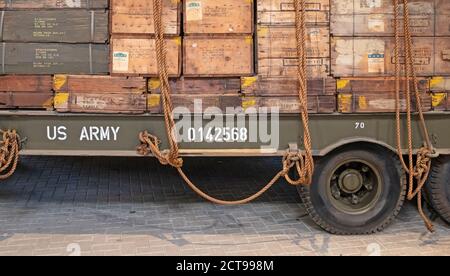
[393,0,436,232]
[137,0,314,205]
[0,129,20,180]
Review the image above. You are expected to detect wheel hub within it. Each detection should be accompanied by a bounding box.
[339,169,363,194]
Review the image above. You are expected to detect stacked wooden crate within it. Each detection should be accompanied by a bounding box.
[0,75,53,109]
[0,0,109,74]
[110,0,181,76]
[242,0,336,113]
[331,0,450,112]
[147,0,255,113]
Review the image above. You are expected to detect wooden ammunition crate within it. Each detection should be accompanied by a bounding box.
[331,37,450,77]
[0,0,109,9]
[338,92,432,113]
[183,36,254,77]
[257,26,330,59]
[0,10,109,43]
[257,0,330,26]
[148,94,244,114]
[0,43,109,74]
[110,36,181,76]
[148,77,241,95]
[111,0,180,35]
[337,77,432,113]
[242,95,336,113]
[257,57,330,78]
[184,0,254,34]
[331,0,440,36]
[241,76,336,96]
[53,75,147,114]
[336,77,430,93]
[0,75,53,109]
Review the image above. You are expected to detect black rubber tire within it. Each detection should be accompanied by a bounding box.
[425,156,450,224]
[298,145,406,235]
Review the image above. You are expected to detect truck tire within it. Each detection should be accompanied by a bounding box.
[298,145,406,235]
[425,156,450,224]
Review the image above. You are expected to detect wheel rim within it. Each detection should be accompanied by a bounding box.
[326,159,383,215]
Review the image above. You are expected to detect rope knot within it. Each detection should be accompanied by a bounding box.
[0,129,20,180]
[282,150,313,186]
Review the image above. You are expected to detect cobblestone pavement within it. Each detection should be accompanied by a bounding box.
[0,156,449,256]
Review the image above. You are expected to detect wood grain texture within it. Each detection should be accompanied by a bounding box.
[257,26,329,59]
[0,75,52,92]
[1,10,109,43]
[53,75,147,93]
[184,0,253,34]
[55,92,147,114]
[331,0,438,36]
[338,91,432,113]
[148,77,241,95]
[241,76,336,96]
[0,92,53,109]
[0,0,109,9]
[331,37,450,77]
[336,77,429,93]
[257,57,330,78]
[183,36,254,77]
[0,43,109,74]
[110,36,181,76]
[242,95,336,113]
[111,0,180,35]
[257,0,330,26]
[0,75,53,110]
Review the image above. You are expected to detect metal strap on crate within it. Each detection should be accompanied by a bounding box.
[0,11,4,42]
[89,44,93,74]
[1,42,5,74]
[90,10,95,43]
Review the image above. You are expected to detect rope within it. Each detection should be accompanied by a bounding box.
[393,0,435,232]
[0,129,20,180]
[137,0,314,205]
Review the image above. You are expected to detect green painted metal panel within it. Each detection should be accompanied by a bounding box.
[0,112,449,156]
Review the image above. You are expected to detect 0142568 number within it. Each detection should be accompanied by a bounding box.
[187,127,248,143]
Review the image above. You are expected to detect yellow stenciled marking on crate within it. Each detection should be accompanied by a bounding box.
[148,94,161,108]
[53,75,68,91]
[257,26,269,37]
[149,78,161,90]
[242,76,257,88]
[54,93,69,107]
[173,37,182,46]
[242,97,257,110]
[42,97,54,109]
[359,96,368,110]
[430,77,444,90]
[338,94,353,113]
[245,36,253,45]
[337,79,350,90]
[432,93,447,108]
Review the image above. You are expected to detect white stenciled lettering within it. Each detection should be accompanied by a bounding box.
[47,126,67,141]
[79,126,121,142]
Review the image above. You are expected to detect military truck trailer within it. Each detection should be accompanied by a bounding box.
[0,0,450,235]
